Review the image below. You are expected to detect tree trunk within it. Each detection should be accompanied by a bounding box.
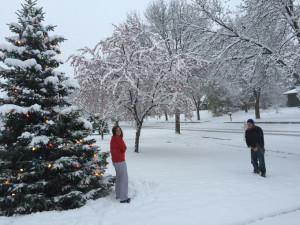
[196,107,200,120]
[164,111,168,121]
[244,102,248,113]
[253,89,261,119]
[134,122,143,153]
[175,111,180,134]
[98,126,104,140]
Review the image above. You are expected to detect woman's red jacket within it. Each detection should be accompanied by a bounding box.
[110,136,127,163]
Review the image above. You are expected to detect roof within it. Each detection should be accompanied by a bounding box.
[283,89,298,95]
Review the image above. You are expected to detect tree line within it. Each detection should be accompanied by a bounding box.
[70,0,300,153]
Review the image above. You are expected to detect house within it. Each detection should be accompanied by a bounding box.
[283,89,300,107]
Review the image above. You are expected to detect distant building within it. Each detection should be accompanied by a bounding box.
[283,89,300,107]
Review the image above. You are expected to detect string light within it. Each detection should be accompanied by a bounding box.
[31,10,35,14]
[86,160,88,163]
[76,141,79,144]
[17,41,21,44]
[48,164,52,168]
[5,180,9,184]
[100,155,103,158]
[59,53,62,56]
[41,56,44,60]
[32,162,36,166]
[49,143,53,147]
[90,144,92,147]
[76,164,79,168]
[12,193,16,196]
[9,110,12,113]
[14,89,18,93]
[20,168,24,172]
[26,114,30,117]
[46,120,49,123]
[45,37,48,40]
[66,143,69,147]
[12,56,15,58]
[32,147,37,151]
[95,172,99,176]
[80,139,83,143]
[96,166,100,169]
[94,154,97,157]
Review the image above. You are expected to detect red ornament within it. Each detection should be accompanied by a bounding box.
[49,143,53,147]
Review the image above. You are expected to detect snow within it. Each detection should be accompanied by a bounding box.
[283,89,298,95]
[58,106,78,115]
[78,117,93,130]
[0,44,26,55]
[44,76,59,84]
[1,107,300,225]
[20,132,32,139]
[4,58,42,71]
[0,104,48,116]
[62,78,80,89]
[29,135,50,147]
[43,50,57,57]
[9,22,22,30]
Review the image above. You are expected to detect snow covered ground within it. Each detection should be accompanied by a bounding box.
[1,107,300,225]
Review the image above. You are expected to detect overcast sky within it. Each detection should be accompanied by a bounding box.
[0,0,241,76]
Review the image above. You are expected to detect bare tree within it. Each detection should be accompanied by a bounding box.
[145,0,207,132]
[70,17,200,152]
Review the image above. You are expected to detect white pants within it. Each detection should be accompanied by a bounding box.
[113,161,128,201]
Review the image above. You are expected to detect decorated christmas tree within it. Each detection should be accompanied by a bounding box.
[0,0,113,216]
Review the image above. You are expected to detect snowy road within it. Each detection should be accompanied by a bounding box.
[123,122,300,137]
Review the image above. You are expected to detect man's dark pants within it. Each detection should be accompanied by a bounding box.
[251,145,266,174]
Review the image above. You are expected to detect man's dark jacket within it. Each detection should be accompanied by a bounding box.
[245,126,264,148]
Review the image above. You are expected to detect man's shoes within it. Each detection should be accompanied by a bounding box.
[253,169,260,174]
[261,172,266,177]
[120,198,131,203]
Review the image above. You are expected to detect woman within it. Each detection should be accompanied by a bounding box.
[110,125,130,203]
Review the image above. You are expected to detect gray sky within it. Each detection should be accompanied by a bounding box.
[0,0,241,76]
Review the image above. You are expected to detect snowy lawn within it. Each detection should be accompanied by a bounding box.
[1,107,300,225]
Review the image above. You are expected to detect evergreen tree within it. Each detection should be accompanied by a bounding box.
[88,114,109,140]
[0,0,113,216]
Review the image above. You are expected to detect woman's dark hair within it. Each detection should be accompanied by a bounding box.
[112,125,123,139]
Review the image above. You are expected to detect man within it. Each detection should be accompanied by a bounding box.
[245,119,266,177]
